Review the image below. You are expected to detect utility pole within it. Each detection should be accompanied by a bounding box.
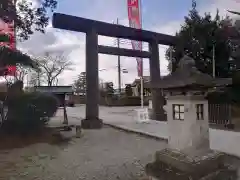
[213,44,215,78]
[117,18,121,95]
[170,46,173,74]
[37,71,40,86]
[139,0,144,108]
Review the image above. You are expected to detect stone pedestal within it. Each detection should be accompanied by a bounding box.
[146,148,237,180]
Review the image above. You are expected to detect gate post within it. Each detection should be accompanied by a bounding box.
[149,40,165,121]
[81,28,103,129]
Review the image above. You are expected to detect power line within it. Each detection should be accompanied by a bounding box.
[112,38,169,50]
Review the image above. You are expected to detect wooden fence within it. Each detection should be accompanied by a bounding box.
[208,103,231,125]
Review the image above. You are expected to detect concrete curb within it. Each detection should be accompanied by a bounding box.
[103,122,168,142]
[51,115,168,141]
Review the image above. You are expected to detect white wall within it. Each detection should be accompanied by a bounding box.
[148,121,240,158]
[210,128,240,157]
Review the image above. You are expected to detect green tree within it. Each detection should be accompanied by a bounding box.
[0,0,57,79]
[73,72,86,95]
[0,34,11,42]
[105,82,114,97]
[0,0,57,41]
[125,84,133,96]
[99,82,115,97]
[228,19,240,71]
[0,46,38,69]
[166,0,233,77]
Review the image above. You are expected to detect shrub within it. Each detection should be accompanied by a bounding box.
[125,84,133,96]
[2,92,59,135]
[68,101,75,107]
[28,92,60,117]
[122,96,141,106]
[230,71,240,105]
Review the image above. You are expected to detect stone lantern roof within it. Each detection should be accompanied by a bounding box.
[150,55,232,89]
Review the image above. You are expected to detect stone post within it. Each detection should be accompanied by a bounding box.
[81,29,102,129]
[149,40,165,121]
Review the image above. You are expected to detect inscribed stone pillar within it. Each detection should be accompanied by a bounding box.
[81,29,102,129]
[149,40,165,121]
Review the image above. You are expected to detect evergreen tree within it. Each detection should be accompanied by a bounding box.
[0,0,57,41]
[73,72,87,95]
[166,0,234,77]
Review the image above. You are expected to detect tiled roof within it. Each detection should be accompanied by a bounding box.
[145,55,232,89]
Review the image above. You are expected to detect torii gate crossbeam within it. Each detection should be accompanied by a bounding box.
[52,13,177,129]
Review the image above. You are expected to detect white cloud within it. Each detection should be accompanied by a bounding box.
[18,0,240,87]
[202,0,240,17]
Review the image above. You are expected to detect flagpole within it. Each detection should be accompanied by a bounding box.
[139,0,144,108]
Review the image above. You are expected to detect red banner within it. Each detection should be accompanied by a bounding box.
[127,0,143,77]
[0,21,15,49]
[0,0,16,76]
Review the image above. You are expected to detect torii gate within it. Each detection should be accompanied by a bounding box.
[52,13,176,129]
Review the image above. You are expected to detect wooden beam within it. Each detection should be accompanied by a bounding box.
[52,13,176,46]
[98,45,151,58]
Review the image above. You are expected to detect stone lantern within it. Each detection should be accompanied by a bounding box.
[146,55,236,180]
[157,55,215,151]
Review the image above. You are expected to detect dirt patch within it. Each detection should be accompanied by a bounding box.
[0,127,71,150]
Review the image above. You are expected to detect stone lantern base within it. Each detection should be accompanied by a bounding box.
[145,148,237,180]
[81,118,103,129]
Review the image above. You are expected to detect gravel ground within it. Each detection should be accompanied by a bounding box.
[0,126,167,180]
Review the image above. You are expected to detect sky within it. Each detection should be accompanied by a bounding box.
[18,0,240,87]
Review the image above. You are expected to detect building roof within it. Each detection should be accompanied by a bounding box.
[146,55,232,89]
[131,76,150,86]
[34,86,73,94]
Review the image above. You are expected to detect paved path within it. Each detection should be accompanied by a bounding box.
[2,106,240,179]
[0,124,167,180]
[49,106,240,179]
[53,106,168,140]
[0,106,171,180]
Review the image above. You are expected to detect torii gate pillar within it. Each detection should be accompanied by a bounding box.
[82,29,102,128]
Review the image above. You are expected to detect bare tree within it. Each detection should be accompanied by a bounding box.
[33,52,74,86]
[1,65,30,87]
[15,65,33,81]
[28,71,40,87]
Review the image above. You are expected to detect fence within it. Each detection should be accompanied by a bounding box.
[208,103,231,125]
